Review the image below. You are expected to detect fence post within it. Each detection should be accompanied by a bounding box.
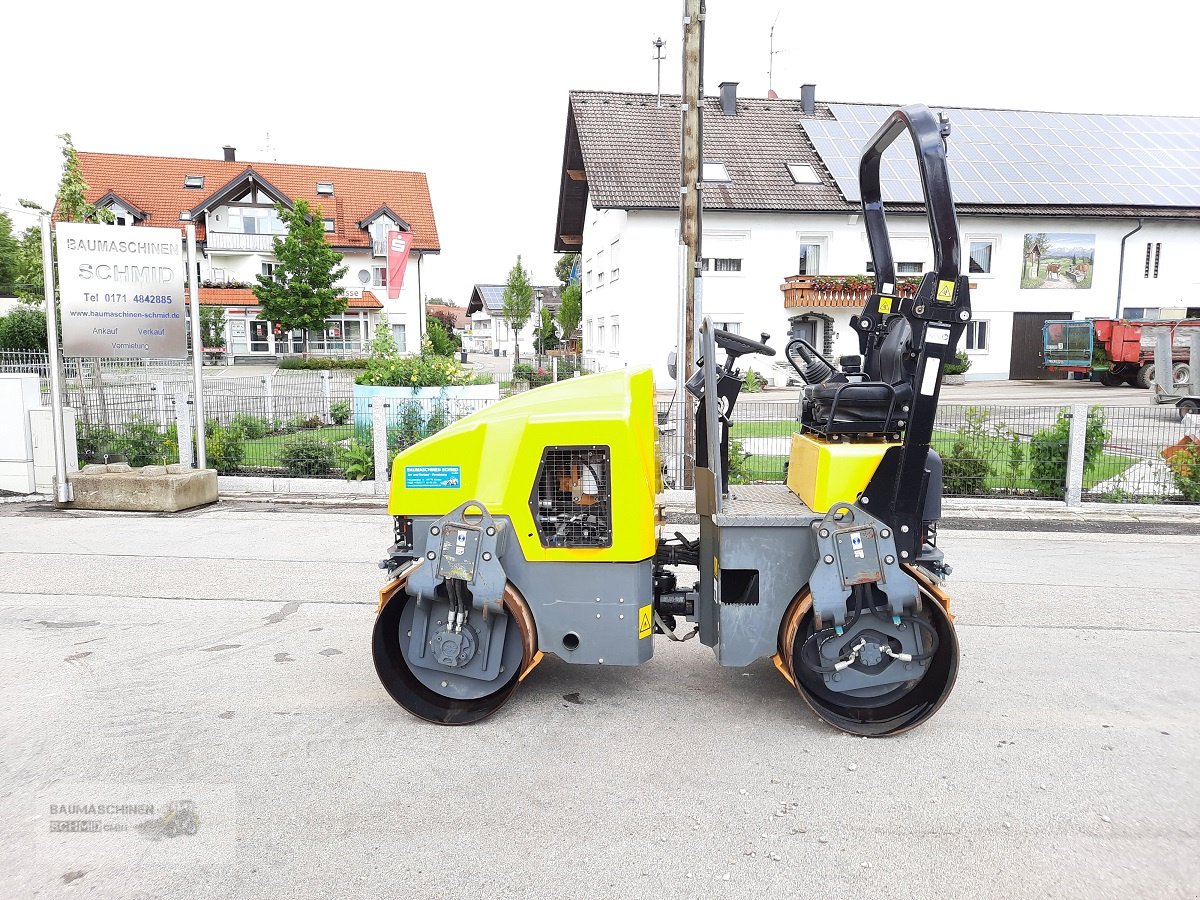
[262,374,275,422]
[174,393,195,468]
[1064,402,1088,507]
[1190,331,1200,396]
[152,380,167,431]
[552,357,559,383]
[1154,329,1173,395]
[321,370,332,423]
[372,397,389,497]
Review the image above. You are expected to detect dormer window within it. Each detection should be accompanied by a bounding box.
[786,163,821,184]
[323,218,336,233]
[316,182,334,195]
[184,175,205,189]
[702,161,730,183]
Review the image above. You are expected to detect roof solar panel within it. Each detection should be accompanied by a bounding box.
[807,103,1200,207]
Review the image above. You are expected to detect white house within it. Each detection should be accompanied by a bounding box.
[76,147,440,360]
[554,86,1200,381]
[466,284,562,358]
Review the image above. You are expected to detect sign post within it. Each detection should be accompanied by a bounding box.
[40,215,72,503]
[186,223,207,469]
[52,221,206,469]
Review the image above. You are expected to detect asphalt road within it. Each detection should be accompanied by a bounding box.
[1,504,1197,899]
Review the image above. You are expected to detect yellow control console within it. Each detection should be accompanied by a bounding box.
[785,432,897,512]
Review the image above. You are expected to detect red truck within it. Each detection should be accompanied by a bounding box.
[1043,317,1198,388]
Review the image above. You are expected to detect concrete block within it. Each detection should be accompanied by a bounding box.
[66,465,218,513]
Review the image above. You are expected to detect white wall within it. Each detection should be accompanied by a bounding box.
[578,198,1200,382]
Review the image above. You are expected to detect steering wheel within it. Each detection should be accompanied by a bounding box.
[714,329,775,359]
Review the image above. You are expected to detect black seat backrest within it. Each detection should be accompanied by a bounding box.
[865,315,913,386]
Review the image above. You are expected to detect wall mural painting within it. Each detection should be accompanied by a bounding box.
[1021,233,1095,290]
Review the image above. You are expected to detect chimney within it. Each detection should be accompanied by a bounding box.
[800,84,816,116]
[222,145,236,162]
[718,81,738,116]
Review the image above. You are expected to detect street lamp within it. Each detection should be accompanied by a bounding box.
[534,288,544,358]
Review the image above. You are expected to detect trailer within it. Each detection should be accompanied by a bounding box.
[1043,317,1200,388]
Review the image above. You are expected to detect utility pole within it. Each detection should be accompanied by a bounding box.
[679,0,704,487]
[653,36,667,108]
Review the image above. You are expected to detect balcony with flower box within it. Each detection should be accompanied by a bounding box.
[780,274,919,309]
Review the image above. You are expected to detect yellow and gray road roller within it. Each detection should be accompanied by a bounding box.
[373,104,969,735]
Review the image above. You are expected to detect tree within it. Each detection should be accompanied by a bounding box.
[54,134,113,224]
[427,295,458,307]
[535,307,560,352]
[0,306,48,351]
[554,252,579,286]
[0,210,19,297]
[557,281,582,349]
[429,307,459,334]
[252,199,348,355]
[500,255,534,362]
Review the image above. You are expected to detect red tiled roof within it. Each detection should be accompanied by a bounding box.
[72,152,440,251]
[195,287,382,309]
[427,303,468,329]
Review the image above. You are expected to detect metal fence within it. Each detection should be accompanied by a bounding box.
[12,343,1195,503]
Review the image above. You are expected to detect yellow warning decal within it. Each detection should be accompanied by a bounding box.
[877,296,893,314]
[638,604,654,639]
[936,280,955,303]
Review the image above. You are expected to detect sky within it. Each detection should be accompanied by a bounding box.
[2,0,1195,304]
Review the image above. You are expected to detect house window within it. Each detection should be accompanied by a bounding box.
[184,175,204,189]
[228,184,274,204]
[1144,242,1161,278]
[211,267,226,282]
[597,317,606,350]
[700,258,742,274]
[227,206,284,235]
[610,316,619,352]
[586,269,593,291]
[964,320,989,352]
[373,266,387,288]
[786,163,821,184]
[316,182,334,195]
[597,270,605,286]
[610,240,620,281]
[586,318,594,347]
[798,243,821,275]
[968,240,995,274]
[261,262,278,279]
[866,261,924,274]
[702,160,731,182]
[1122,307,1158,321]
[714,321,741,334]
[391,323,407,353]
[323,218,335,233]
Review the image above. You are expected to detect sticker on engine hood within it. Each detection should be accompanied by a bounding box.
[404,466,461,488]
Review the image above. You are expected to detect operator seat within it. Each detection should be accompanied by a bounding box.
[806,315,914,433]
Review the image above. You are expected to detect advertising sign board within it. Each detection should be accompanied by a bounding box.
[56,223,188,358]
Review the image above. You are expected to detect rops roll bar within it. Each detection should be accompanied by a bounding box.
[858,104,961,293]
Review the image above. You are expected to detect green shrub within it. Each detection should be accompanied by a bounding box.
[277,357,366,370]
[943,351,972,376]
[284,414,311,432]
[203,423,246,472]
[1028,407,1108,498]
[1166,442,1200,502]
[330,400,351,426]
[727,438,753,485]
[280,433,336,477]
[339,438,374,481]
[512,362,534,382]
[118,417,174,467]
[942,407,992,496]
[0,306,48,351]
[230,413,269,439]
[387,401,450,455]
[743,369,765,393]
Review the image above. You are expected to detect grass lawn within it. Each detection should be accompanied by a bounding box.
[728,421,1137,491]
[240,425,354,468]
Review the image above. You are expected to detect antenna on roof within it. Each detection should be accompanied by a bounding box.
[653,36,667,108]
[768,11,781,94]
[262,131,277,162]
